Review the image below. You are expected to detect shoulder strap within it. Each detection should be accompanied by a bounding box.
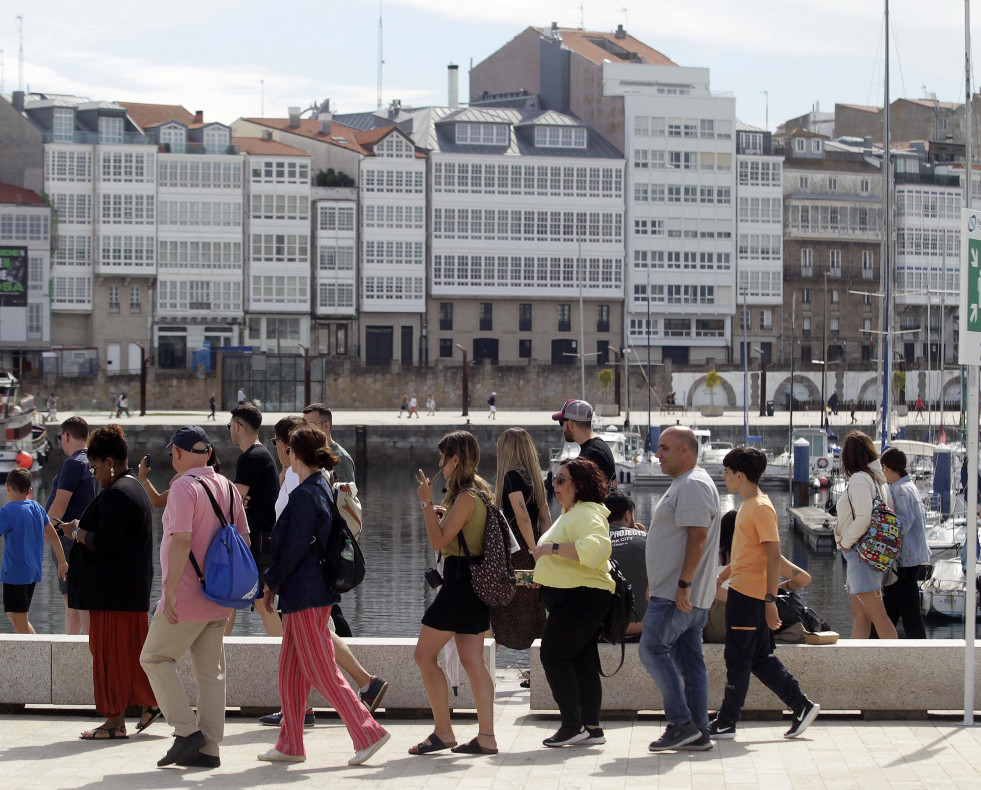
[194,476,229,528]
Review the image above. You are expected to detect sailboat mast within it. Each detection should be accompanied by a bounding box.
[880,0,892,450]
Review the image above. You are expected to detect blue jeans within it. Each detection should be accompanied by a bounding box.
[639,596,709,730]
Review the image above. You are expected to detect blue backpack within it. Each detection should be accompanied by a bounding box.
[187,477,260,609]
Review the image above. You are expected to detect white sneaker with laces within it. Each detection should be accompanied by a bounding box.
[349,732,391,765]
[257,747,306,762]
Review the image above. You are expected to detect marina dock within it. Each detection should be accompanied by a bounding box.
[789,505,837,552]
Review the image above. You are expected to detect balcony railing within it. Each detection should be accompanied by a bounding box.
[43,131,150,145]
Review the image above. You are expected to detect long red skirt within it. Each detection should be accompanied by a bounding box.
[88,610,156,715]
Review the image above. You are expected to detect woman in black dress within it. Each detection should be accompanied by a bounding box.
[491,427,550,650]
[411,431,497,756]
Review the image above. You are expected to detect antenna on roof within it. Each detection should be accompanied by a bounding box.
[1,49,4,94]
[260,79,264,117]
[580,2,584,29]
[17,15,23,92]
[377,0,384,110]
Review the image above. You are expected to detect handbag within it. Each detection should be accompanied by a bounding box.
[457,487,516,607]
[597,559,635,677]
[846,484,902,573]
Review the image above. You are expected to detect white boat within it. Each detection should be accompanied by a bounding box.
[595,425,644,485]
[631,427,724,486]
[0,371,50,480]
[920,557,980,619]
[701,441,734,467]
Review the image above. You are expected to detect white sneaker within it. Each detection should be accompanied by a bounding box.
[348,732,391,765]
[257,747,306,762]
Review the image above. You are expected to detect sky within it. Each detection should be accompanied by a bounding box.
[1,1,979,132]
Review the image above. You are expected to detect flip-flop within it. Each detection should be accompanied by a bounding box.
[80,725,129,741]
[408,733,457,755]
[450,737,499,755]
[136,706,163,732]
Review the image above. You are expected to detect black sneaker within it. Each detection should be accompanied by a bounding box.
[575,726,605,745]
[648,721,701,752]
[543,726,589,747]
[707,718,737,740]
[784,699,820,738]
[258,709,315,728]
[681,730,715,751]
[157,731,206,767]
[176,751,221,769]
[360,676,390,712]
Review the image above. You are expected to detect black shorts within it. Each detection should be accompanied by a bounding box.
[3,582,37,613]
[250,532,274,599]
[422,555,490,635]
[50,535,72,596]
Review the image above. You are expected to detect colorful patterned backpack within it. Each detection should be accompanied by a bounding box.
[848,485,902,573]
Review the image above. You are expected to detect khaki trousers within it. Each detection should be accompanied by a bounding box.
[140,612,227,756]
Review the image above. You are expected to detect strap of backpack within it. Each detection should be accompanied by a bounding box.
[185,476,231,587]
[456,486,489,562]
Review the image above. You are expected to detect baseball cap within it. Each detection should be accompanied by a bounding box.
[551,398,594,422]
[166,426,213,453]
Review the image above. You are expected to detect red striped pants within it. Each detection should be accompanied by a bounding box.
[276,605,388,755]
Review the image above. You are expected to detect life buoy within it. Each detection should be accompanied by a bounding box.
[816,457,829,469]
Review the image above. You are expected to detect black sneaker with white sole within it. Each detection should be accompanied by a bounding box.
[575,727,605,745]
[681,730,714,751]
[543,726,589,747]
[707,717,737,740]
[648,721,701,751]
[784,699,820,738]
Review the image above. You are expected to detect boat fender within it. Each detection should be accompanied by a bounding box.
[16,451,33,469]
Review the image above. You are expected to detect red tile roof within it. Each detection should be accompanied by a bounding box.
[232,137,311,157]
[534,27,676,67]
[241,118,375,155]
[0,182,46,206]
[117,102,196,129]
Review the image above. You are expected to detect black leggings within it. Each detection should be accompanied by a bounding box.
[540,586,611,731]
[883,565,926,639]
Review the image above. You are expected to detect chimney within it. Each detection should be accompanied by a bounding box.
[288,106,301,128]
[388,98,401,118]
[12,90,24,112]
[550,21,560,39]
[318,112,332,135]
[261,129,272,141]
[615,23,627,39]
[447,64,459,109]
[193,110,204,124]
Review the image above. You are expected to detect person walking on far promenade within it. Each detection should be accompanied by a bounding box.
[46,393,58,422]
[237,388,246,405]
[408,394,420,418]
[116,393,131,418]
[487,392,497,419]
[45,416,99,635]
[140,426,250,769]
[641,426,721,752]
[208,394,216,421]
[398,392,409,418]
[708,447,819,742]
[227,404,282,637]
[427,393,436,416]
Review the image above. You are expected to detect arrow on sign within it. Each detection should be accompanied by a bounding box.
[974,304,979,322]
[974,248,979,269]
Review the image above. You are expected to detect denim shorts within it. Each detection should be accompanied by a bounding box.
[842,547,886,595]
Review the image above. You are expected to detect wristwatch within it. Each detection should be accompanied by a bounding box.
[420,500,431,511]
[677,579,691,589]
[552,542,560,554]
[764,593,776,603]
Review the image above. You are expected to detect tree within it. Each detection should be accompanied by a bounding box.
[315,168,355,187]
[705,369,722,406]
[892,369,907,404]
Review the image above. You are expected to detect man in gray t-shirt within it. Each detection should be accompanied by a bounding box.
[641,426,721,752]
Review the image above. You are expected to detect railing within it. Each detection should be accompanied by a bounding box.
[42,131,150,145]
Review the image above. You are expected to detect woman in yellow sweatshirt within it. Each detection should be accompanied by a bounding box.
[532,456,614,748]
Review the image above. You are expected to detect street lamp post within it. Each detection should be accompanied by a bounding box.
[455,343,471,417]
[133,342,147,417]
[298,343,311,408]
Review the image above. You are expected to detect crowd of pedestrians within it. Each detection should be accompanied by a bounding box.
[0,397,935,768]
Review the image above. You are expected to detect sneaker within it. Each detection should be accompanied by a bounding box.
[259,709,316,728]
[648,721,701,752]
[575,726,605,745]
[257,747,306,762]
[707,717,737,740]
[360,677,389,712]
[176,751,221,768]
[543,726,590,747]
[157,731,207,767]
[349,731,391,765]
[681,730,715,751]
[784,699,820,739]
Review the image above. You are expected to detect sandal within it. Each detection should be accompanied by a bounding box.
[136,706,162,732]
[450,736,499,755]
[80,725,129,741]
[408,733,457,755]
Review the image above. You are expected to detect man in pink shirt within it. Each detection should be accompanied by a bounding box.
[140,426,250,769]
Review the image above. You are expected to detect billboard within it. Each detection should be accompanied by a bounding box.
[0,245,28,308]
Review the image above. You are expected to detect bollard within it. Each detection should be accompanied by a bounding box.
[793,437,810,507]
[934,448,952,519]
[355,425,368,489]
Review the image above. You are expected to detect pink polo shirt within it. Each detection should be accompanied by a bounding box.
[157,466,250,622]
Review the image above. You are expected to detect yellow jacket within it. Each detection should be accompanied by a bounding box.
[534,501,614,592]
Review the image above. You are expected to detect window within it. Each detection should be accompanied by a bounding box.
[99,116,124,143]
[801,288,811,304]
[699,119,715,138]
[534,126,587,148]
[801,248,813,277]
[130,285,141,313]
[558,304,571,332]
[759,310,772,331]
[479,302,493,331]
[860,178,870,193]
[828,176,837,191]
[862,250,874,279]
[160,124,186,153]
[52,108,74,142]
[439,339,453,357]
[439,302,453,330]
[829,250,842,278]
[795,138,806,153]
[597,304,610,333]
[456,123,508,146]
[519,339,532,358]
[519,303,532,332]
[831,289,840,304]
[798,175,809,189]
[108,285,120,313]
[802,316,812,336]
[830,316,840,334]
[811,139,821,153]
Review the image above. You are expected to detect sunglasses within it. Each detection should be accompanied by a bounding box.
[553,474,570,485]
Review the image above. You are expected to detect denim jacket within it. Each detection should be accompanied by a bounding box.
[264,471,339,614]
[889,475,931,568]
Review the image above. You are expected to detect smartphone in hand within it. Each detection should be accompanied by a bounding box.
[142,454,151,470]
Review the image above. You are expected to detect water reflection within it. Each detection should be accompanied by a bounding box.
[2,453,976,647]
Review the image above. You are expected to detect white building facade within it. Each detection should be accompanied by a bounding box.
[312,187,357,356]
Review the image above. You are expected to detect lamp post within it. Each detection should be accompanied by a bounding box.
[133,342,147,417]
[455,343,471,417]
[298,343,311,408]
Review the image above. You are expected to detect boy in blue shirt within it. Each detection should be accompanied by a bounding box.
[1,468,67,634]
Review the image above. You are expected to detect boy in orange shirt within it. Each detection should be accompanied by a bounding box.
[709,447,819,741]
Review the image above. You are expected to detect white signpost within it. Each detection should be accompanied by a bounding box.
[958,208,979,724]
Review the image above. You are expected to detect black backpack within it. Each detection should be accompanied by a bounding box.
[597,559,635,677]
[312,476,366,593]
[775,588,828,634]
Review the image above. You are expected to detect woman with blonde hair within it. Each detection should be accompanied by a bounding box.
[491,427,550,650]
[412,431,498,756]
[832,431,898,639]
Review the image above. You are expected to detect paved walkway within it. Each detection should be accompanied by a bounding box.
[4,676,981,789]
